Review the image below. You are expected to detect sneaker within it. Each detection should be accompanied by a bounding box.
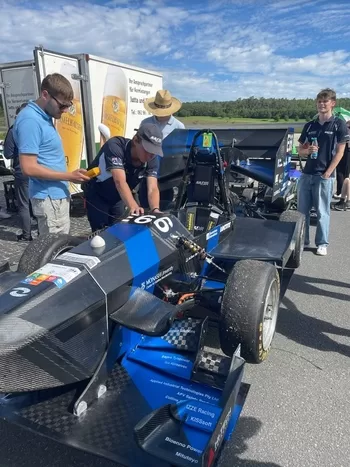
[0,210,11,219]
[316,245,327,256]
[334,200,347,211]
[17,233,33,242]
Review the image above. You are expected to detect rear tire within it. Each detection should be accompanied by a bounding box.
[219,259,280,363]
[17,234,84,275]
[279,210,305,268]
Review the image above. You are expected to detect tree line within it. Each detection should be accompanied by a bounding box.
[2,96,350,123]
[175,97,350,121]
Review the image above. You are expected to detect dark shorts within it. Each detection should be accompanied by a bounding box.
[84,183,125,232]
[338,147,350,178]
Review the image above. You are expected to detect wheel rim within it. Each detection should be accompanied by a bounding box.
[262,278,279,351]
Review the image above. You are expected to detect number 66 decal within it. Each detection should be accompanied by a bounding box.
[122,214,173,233]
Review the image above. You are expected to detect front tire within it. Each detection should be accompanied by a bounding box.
[17,233,84,275]
[219,259,280,363]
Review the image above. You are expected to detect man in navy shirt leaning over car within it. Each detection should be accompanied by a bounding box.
[84,122,163,232]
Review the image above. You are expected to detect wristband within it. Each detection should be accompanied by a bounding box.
[150,208,160,212]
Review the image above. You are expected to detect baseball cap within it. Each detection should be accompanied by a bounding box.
[136,122,164,157]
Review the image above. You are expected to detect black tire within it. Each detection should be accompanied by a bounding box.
[17,233,84,275]
[219,259,280,363]
[279,210,305,268]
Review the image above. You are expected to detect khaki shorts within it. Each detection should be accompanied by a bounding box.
[31,197,70,236]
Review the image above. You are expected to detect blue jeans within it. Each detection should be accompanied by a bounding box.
[297,173,333,246]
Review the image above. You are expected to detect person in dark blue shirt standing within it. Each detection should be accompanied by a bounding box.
[3,103,35,241]
[298,88,349,256]
[84,122,163,232]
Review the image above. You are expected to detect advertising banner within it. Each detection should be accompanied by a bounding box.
[87,57,163,152]
[0,65,38,127]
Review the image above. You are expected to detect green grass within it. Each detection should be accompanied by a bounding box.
[0,111,6,139]
[178,116,307,125]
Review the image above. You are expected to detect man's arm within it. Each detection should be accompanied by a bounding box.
[322,143,346,179]
[111,169,143,214]
[3,128,16,159]
[298,123,314,158]
[15,118,89,183]
[147,176,160,212]
[105,139,143,214]
[20,155,89,182]
[145,155,160,212]
[323,120,350,179]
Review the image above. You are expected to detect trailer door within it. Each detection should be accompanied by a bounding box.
[0,62,38,128]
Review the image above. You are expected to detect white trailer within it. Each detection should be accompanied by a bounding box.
[0,46,163,192]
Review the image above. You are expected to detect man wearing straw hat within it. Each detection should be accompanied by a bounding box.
[138,90,185,209]
[142,89,185,138]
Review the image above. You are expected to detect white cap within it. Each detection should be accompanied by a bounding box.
[98,123,111,140]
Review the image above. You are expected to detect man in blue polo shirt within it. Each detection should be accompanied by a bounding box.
[298,88,349,256]
[84,122,163,232]
[13,73,89,236]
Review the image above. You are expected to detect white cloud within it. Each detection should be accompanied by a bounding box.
[207,44,275,74]
[0,0,349,102]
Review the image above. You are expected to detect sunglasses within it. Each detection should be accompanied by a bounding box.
[49,93,73,110]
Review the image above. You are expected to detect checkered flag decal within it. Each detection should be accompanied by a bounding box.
[161,318,202,352]
[197,351,230,376]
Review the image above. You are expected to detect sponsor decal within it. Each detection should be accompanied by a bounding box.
[206,229,218,240]
[150,135,162,144]
[186,212,195,231]
[141,266,173,289]
[220,222,231,233]
[214,408,232,452]
[10,287,31,297]
[21,263,81,289]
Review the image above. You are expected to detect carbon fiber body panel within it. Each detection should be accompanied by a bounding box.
[0,365,169,467]
[0,214,233,393]
[0,318,249,467]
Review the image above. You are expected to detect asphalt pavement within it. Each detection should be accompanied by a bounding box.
[0,177,349,467]
[219,208,350,467]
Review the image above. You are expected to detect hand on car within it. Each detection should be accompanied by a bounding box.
[69,169,90,183]
[130,205,144,216]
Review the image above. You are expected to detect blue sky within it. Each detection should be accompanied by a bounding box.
[1,0,350,102]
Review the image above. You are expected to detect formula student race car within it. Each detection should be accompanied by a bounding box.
[0,130,302,467]
[158,126,304,224]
